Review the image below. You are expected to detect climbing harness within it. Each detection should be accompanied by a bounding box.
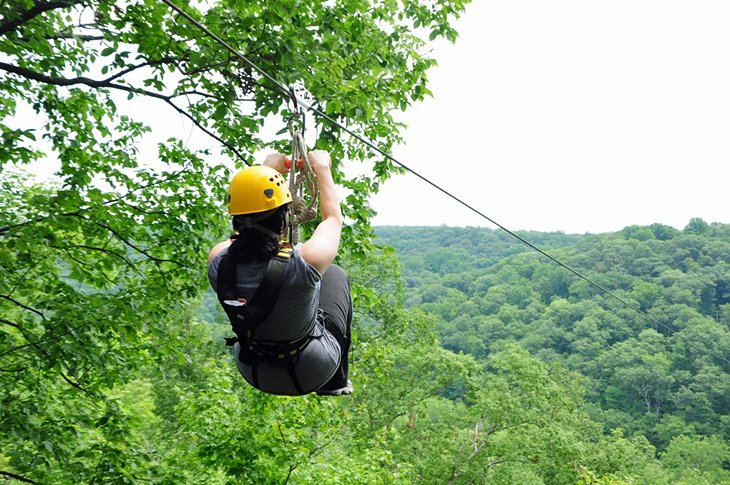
[216,82,326,395]
[286,81,318,245]
[217,246,319,395]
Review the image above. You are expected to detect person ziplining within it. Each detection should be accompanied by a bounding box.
[207,149,353,396]
[160,0,729,382]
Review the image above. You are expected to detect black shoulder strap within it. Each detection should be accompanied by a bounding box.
[243,248,292,324]
[216,248,293,337]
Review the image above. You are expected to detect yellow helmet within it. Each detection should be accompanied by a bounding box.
[227,165,292,215]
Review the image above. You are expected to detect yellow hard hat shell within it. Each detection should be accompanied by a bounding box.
[227,165,292,215]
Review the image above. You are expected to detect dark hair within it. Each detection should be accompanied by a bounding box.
[228,204,290,263]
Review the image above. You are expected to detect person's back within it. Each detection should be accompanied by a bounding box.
[207,151,353,396]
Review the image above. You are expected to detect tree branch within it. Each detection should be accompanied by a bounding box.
[308,435,336,460]
[448,419,535,484]
[18,32,104,42]
[54,243,139,272]
[467,422,494,462]
[0,294,45,318]
[61,370,96,396]
[176,89,223,100]
[0,61,246,161]
[0,211,80,236]
[448,440,468,485]
[0,0,83,37]
[56,246,124,287]
[118,199,168,217]
[0,60,150,89]
[0,470,38,484]
[0,339,42,359]
[0,314,86,361]
[85,218,182,266]
[0,365,30,373]
[0,317,22,329]
[6,261,41,299]
[279,423,336,485]
[161,97,246,161]
[103,57,181,83]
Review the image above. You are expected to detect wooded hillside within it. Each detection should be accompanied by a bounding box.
[377,221,730,483]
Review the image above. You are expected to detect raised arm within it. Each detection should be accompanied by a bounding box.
[207,239,231,264]
[300,150,343,275]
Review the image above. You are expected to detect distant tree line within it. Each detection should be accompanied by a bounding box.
[377,220,730,482]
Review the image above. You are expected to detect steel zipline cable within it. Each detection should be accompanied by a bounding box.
[159,0,728,365]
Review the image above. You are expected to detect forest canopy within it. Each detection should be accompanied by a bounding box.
[376,222,730,482]
[2,0,729,483]
[1,0,472,482]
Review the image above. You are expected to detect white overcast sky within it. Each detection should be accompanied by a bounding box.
[13,1,728,234]
[369,0,730,234]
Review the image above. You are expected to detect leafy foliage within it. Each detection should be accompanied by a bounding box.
[2,0,727,483]
[1,0,470,482]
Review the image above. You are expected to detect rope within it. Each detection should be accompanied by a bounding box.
[159,0,729,366]
[288,120,318,245]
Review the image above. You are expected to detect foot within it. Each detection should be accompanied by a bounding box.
[316,380,353,396]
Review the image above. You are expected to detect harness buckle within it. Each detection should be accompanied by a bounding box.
[223,298,247,307]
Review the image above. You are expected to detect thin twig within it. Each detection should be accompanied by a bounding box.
[79,217,182,265]
[0,317,22,329]
[53,243,139,272]
[0,211,80,236]
[0,0,83,37]
[102,57,180,83]
[0,164,190,236]
[0,470,38,484]
[61,371,95,395]
[0,295,45,318]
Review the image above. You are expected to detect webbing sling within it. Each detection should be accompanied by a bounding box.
[216,247,308,395]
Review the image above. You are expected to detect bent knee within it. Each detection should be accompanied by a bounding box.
[323,264,348,282]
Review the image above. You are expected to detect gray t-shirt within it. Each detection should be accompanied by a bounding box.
[208,244,340,395]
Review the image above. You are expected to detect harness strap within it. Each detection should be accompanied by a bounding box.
[217,247,311,394]
[217,248,292,337]
[243,248,291,325]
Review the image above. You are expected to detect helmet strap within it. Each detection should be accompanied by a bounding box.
[252,223,281,241]
[236,207,290,241]
[237,216,280,241]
